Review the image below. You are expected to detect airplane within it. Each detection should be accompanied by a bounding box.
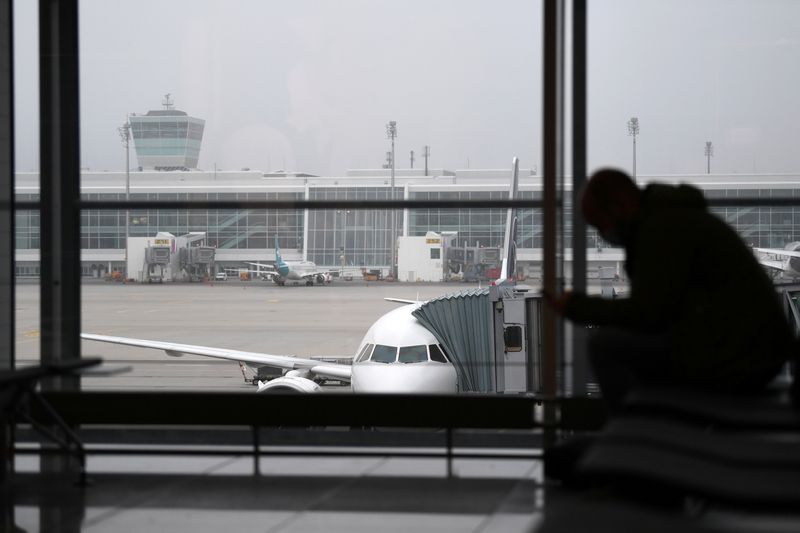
[754,242,800,279]
[82,158,521,394]
[233,236,338,286]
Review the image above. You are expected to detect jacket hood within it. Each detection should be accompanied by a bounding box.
[641,183,707,211]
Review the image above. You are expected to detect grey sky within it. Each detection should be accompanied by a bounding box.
[13,0,800,176]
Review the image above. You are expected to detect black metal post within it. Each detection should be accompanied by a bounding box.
[570,0,589,395]
[38,0,81,484]
[542,0,566,446]
[39,0,81,391]
[252,425,260,476]
[0,4,15,527]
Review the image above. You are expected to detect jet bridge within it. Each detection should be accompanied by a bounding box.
[179,233,215,281]
[412,286,543,393]
[142,234,173,282]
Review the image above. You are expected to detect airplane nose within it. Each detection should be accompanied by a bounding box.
[351,364,457,393]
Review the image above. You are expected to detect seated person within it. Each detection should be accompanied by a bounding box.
[550,169,794,410]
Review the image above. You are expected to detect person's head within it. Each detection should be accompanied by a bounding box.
[581,168,641,246]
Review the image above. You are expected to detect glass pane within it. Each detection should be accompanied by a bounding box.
[78,206,542,392]
[429,344,449,363]
[370,345,398,364]
[13,0,39,368]
[398,345,428,364]
[79,0,542,190]
[13,0,38,181]
[77,0,544,396]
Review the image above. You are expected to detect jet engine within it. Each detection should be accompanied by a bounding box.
[256,371,321,393]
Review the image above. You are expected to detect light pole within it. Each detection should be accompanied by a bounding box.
[705,141,714,174]
[337,209,351,271]
[118,118,131,277]
[627,117,639,181]
[386,121,397,279]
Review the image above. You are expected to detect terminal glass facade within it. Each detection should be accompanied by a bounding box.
[14,187,800,270]
[78,192,304,251]
[409,191,546,249]
[307,187,402,267]
[706,189,800,249]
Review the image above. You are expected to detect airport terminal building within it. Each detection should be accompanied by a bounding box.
[13,168,800,278]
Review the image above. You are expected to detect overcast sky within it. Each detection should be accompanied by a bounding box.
[12,0,800,176]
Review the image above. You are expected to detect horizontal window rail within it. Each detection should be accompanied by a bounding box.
[13,199,544,210]
[33,392,606,431]
[10,196,800,211]
[18,392,604,478]
[15,445,543,461]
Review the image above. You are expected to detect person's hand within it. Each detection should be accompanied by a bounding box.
[542,289,573,316]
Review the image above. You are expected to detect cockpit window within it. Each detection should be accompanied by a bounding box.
[429,344,449,363]
[370,344,398,363]
[398,345,428,363]
[355,343,374,363]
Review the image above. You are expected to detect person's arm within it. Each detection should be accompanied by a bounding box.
[564,213,697,333]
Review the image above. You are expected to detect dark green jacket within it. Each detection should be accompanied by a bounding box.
[566,183,793,390]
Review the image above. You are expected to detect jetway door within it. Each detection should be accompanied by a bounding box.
[491,291,544,394]
[498,299,526,393]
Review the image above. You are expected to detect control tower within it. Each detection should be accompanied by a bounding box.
[129,94,205,171]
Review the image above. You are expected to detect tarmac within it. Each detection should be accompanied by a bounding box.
[15,279,509,391]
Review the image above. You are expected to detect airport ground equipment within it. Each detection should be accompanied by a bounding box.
[179,232,215,281]
[446,244,502,282]
[129,231,216,282]
[143,235,171,282]
[397,231,457,282]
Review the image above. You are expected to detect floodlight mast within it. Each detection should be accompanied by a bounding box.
[386,121,398,279]
[705,141,714,174]
[117,118,131,276]
[627,117,640,181]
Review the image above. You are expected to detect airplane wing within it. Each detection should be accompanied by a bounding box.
[758,259,789,271]
[81,333,352,382]
[245,262,276,271]
[754,247,800,259]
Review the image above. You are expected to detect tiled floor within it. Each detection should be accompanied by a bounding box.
[10,453,800,532]
[8,455,543,533]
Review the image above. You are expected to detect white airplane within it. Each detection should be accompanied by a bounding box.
[754,242,800,279]
[234,236,338,286]
[82,158,521,394]
[82,301,457,393]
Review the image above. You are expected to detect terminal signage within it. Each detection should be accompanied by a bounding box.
[154,239,171,246]
[426,238,441,244]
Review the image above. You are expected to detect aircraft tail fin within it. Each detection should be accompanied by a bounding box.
[496,157,519,285]
[274,235,283,265]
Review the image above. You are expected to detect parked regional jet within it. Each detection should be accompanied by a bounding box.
[237,236,337,286]
[82,158,521,394]
[754,243,800,279]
